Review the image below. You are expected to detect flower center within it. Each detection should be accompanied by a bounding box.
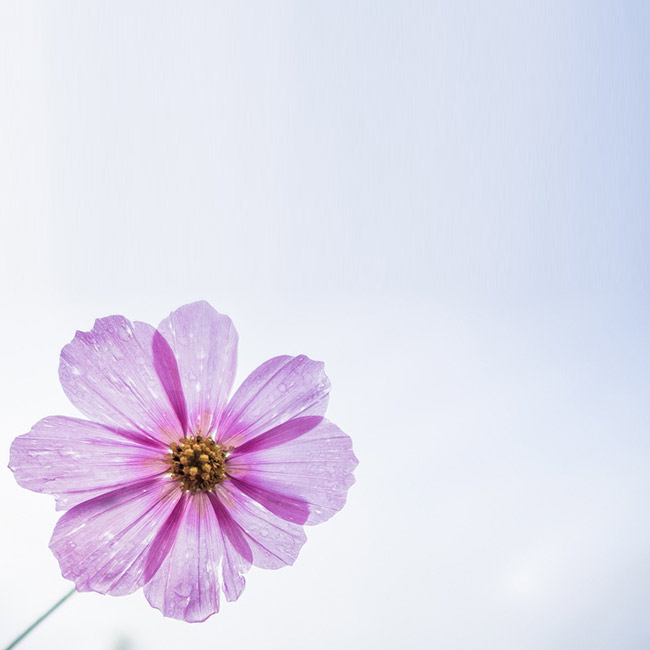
[165,435,228,492]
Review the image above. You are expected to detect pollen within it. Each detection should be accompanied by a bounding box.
[164,435,229,492]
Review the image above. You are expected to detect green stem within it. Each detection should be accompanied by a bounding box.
[4,588,76,650]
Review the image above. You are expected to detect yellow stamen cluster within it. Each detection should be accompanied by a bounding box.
[165,435,228,492]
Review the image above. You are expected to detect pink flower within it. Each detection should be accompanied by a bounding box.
[9,302,357,622]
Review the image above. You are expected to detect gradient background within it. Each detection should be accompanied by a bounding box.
[1,2,649,649]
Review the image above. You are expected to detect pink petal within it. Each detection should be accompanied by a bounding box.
[228,418,358,524]
[50,478,182,596]
[9,416,166,510]
[143,493,223,622]
[217,355,329,448]
[145,491,255,615]
[59,316,186,445]
[157,301,238,436]
[214,481,307,570]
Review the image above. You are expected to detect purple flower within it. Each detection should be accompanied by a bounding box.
[9,302,357,622]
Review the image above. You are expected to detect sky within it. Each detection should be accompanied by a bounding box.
[1,2,649,649]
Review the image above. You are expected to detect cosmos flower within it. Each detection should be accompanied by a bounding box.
[9,301,357,622]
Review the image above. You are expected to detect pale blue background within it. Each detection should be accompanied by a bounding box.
[1,2,649,649]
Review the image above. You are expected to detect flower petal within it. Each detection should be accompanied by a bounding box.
[217,355,329,447]
[59,316,186,444]
[143,492,223,622]
[228,418,358,524]
[9,416,166,510]
[157,301,238,436]
[50,478,181,596]
[214,481,307,570]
